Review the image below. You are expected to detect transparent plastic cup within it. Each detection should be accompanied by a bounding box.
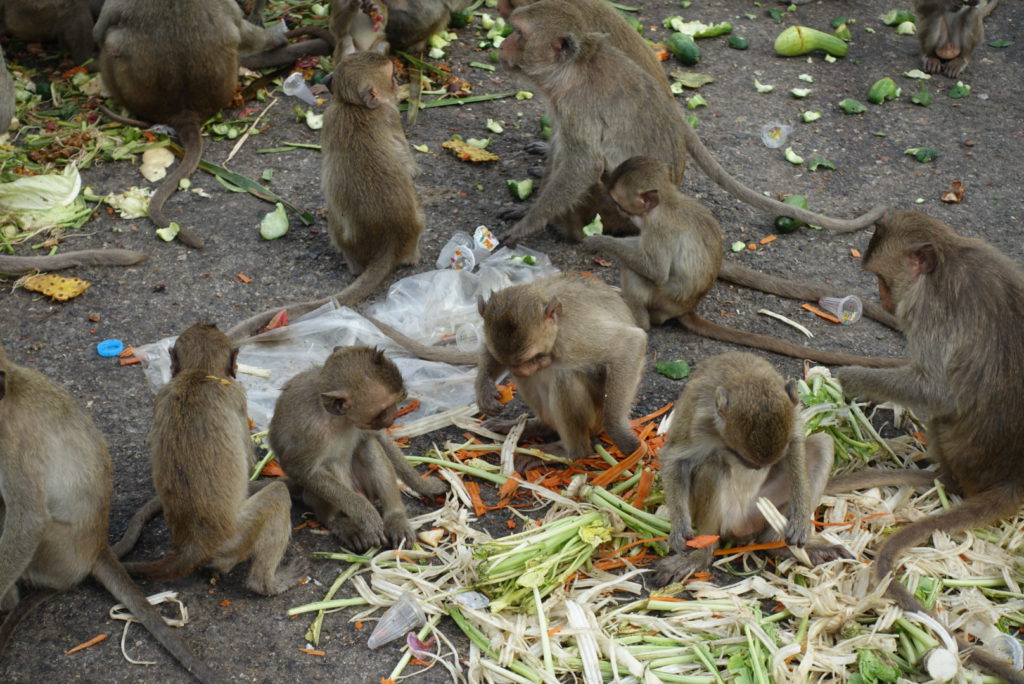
[436,232,476,271]
[282,72,317,106]
[761,123,793,148]
[455,323,482,351]
[367,592,426,649]
[818,295,863,325]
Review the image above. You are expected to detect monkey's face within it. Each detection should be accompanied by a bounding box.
[499,20,529,68]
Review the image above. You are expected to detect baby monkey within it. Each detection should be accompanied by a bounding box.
[915,0,1000,78]
[653,352,849,586]
[269,346,447,552]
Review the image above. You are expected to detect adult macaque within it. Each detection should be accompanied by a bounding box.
[268,346,447,551]
[0,0,101,65]
[332,0,389,58]
[0,49,12,133]
[0,346,217,683]
[386,0,471,52]
[93,0,287,249]
[225,52,422,341]
[914,0,999,78]
[584,157,902,367]
[123,323,307,595]
[498,1,886,244]
[653,352,849,586]
[832,211,1024,683]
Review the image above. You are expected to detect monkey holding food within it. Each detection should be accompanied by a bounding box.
[269,346,447,552]
[0,345,218,683]
[652,352,850,586]
[915,0,1000,78]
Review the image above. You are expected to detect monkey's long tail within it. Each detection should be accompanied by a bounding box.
[680,313,905,368]
[148,120,205,249]
[824,467,937,495]
[110,496,164,559]
[92,546,220,684]
[718,262,901,331]
[680,124,887,232]
[366,316,479,365]
[0,589,58,660]
[0,250,147,275]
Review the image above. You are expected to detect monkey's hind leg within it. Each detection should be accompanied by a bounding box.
[211,481,308,595]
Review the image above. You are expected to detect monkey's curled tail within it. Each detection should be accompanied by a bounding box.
[110,496,164,559]
[92,546,219,684]
[148,119,205,249]
[0,250,147,275]
[680,313,905,367]
[717,262,901,331]
[0,589,58,660]
[680,125,887,232]
[367,316,479,365]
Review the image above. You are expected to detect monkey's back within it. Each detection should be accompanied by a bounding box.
[147,370,250,556]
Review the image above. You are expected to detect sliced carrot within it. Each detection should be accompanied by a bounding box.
[591,442,646,487]
[237,273,252,284]
[801,302,841,324]
[219,599,232,607]
[396,398,420,417]
[464,480,488,517]
[685,534,720,549]
[497,474,521,502]
[65,634,107,655]
[299,648,326,656]
[293,519,323,531]
[850,248,862,258]
[117,346,135,358]
[547,626,564,637]
[632,469,654,509]
[261,459,285,478]
[713,540,786,556]
[759,235,777,245]
[631,402,673,427]
[354,621,364,630]
[118,357,142,366]
[381,678,397,684]
[601,536,668,558]
[747,243,757,251]
[496,383,516,404]
[393,437,410,447]
[506,520,517,529]
[688,571,713,583]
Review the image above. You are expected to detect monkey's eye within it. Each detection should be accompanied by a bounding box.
[531,353,545,363]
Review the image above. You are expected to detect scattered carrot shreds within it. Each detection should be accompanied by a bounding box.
[593,558,629,571]
[759,235,777,245]
[602,536,668,558]
[248,418,257,430]
[381,679,396,684]
[747,243,757,251]
[219,599,232,607]
[393,436,410,447]
[497,474,521,501]
[685,534,720,549]
[65,634,107,655]
[632,469,655,509]
[688,571,713,583]
[354,621,364,630]
[590,445,646,487]
[293,519,323,531]
[299,648,326,657]
[496,382,516,404]
[119,357,142,366]
[654,45,670,61]
[237,273,253,283]
[912,431,928,445]
[631,402,673,427]
[260,459,285,478]
[548,626,564,637]
[801,302,841,324]
[637,422,656,443]
[850,248,862,258]
[464,480,488,517]
[713,540,787,556]
[442,139,500,162]
[396,398,420,417]
[117,346,135,358]
[506,519,517,529]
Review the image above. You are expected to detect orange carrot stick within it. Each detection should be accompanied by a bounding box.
[590,445,645,487]
[713,540,787,556]
[65,634,108,655]
[396,398,420,417]
[464,480,488,517]
[801,303,841,324]
[685,534,720,549]
[632,469,654,509]
[631,402,674,427]
[300,648,327,656]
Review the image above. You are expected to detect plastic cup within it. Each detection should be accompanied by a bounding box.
[818,295,863,325]
[436,232,476,271]
[760,123,793,148]
[367,592,426,649]
[455,323,482,352]
[282,72,317,106]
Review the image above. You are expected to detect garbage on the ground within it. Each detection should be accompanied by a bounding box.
[0,163,92,233]
[366,592,426,649]
[133,245,557,429]
[21,273,91,301]
[282,72,318,106]
[761,122,792,148]
[96,339,125,357]
[818,294,863,324]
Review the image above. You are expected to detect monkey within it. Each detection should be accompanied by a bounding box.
[914,0,1000,78]
[332,0,389,59]
[652,352,851,586]
[0,345,218,683]
[385,0,471,53]
[121,322,308,596]
[1,48,15,134]
[268,346,447,552]
[828,210,1024,683]
[223,51,422,341]
[497,0,887,244]
[0,0,101,65]
[583,157,904,368]
[93,0,288,249]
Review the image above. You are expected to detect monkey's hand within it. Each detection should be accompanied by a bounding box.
[497,207,527,223]
[667,524,695,556]
[784,516,812,549]
[412,475,448,498]
[382,512,416,550]
[332,509,387,552]
[650,547,714,587]
[476,388,506,416]
[580,235,615,253]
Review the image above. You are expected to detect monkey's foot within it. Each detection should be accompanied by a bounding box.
[382,513,416,549]
[411,475,448,498]
[497,207,527,222]
[331,515,387,552]
[922,56,943,74]
[942,57,968,78]
[650,548,714,587]
[248,556,311,595]
[524,140,549,156]
[802,542,854,565]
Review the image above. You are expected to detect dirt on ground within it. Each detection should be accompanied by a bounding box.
[1,0,1022,682]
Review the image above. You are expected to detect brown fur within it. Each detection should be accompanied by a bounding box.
[94,0,286,247]
[268,346,446,551]
[0,346,218,683]
[331,0,389,59]
[915,0,999,78]
[499,0,886,244]
[0,0,99,65]
[835,210,1024,683]
[122,323,307,595]
[385,0,470,52]
[0,49,12,133]
[585,156,904,368]
[653,352,847,586]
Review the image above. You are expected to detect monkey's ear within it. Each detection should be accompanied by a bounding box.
[320,391,351,415]
[908,243,937,276]
[362,85,382,109]
[228,349,239,379]
[553,34,578,61]
[169,346,181,377]
[477,295,488,318]
[544,298,563,322]
[714,386,729,418]
[0,370,6,401]
[641,189,659,212]
[784,379,800,405]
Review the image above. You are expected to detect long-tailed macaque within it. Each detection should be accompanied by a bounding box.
[93,0,287,248]
[498,0,886,244]
[122,323,307,595]
[0,346,218,683]
[385,0,471,52]
[225,52,422,341]
[268,346,447,551]
[914,0,1000,78]
[832,211,1024,683]
[0,0,101,65]
[653,352,849,586]
[332,0,389,58]
[0,49,12,133]
[585,157,903,367]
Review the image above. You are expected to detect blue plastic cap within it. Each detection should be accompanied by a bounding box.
[96,339,125,357]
